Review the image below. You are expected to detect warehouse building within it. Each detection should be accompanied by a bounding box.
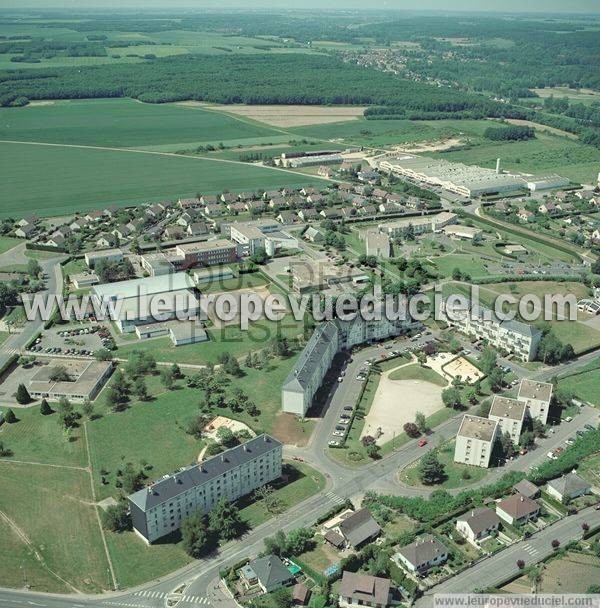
[93,273,198,333]
[377,155,526,198]
[128,434,282,543]
[526,174,570,192]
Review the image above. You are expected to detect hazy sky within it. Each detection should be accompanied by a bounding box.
[4,0,600,12]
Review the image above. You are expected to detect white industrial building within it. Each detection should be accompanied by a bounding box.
[526,174,570,192]
[377,155,526,198]
[92,272,198,333]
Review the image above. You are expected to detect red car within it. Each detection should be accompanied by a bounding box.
[418,438,428,447]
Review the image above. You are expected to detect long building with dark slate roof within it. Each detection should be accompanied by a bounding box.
[128,434,282,543]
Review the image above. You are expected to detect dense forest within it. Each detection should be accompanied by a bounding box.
[483,125,535,141]
[0,52,506,111]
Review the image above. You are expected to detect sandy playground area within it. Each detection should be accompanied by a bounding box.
[360,363,446,446]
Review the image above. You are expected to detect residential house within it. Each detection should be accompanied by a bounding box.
[69,218,90,232]
[15,224,37,239]
[394,535,449,574]
[292,583,311,607]
[187,222,208,237]
[45,234,65,248]
[178,197,201,209]
[85,210,104,222]
[341,207,356,219]
[112,224,132,240]
[145,204,163,219]
[339,572,391,608]
[517,209,534,222]
[220,192,237,204]
[332,508,381,550]
[227,202,246,215]
[200,195,219,206]
[204,203,223,217]
[16,216,38,228]
[320,208,342,220]
[245,200,266,213]
[496,494,540,526]
[538,201,557,214]
[455,507,501,543]
[307,193,326,206]
[358,204,377,217]
[177,210,201,227]
[303,226,324,243]
[126,218,146,233]
[351,195,368,208]
[164,225,186,240]
[269,196,290,210]
[512,479,540,500]
[298,208,320,222]
[96,233,112,248]
[546,472,591,503]
[52,226,72,240]
[277,211,297,226]
[239,555,294,594]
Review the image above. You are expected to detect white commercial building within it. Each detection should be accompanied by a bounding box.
[526,174,570,192]
[93,272,198,333]
[377,155,526,198]
[378,212,457,238]
[128,434,282,543]
[454,415,500,468]
[85,248,124,268]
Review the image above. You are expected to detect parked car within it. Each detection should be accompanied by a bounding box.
[418,438,428,447]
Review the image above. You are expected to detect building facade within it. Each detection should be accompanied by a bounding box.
[128,434,282,543]
[454,415,500,468]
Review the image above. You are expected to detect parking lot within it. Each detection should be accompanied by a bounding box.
[27,323,113,357]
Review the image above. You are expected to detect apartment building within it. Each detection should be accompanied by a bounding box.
[517,379,553,425]
[174,239,237,267]
[282,313,417,417]
[128,434,282,543]
[378,212,457,238]
[454,415,500,468]
[444,302,542,361]
[488,396,527,444]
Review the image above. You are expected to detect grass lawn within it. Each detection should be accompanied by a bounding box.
[400,440,489,489]
[0,515,70,593]
[0,405,87,467]
[0,461,110,592]
[558,358,600,406]
[0,235,20,254]
[4,305,27,327]
[0,141,327,218]
[432,253,492,279]
[388,363,447,387]
[295,535,339,574]
[577,453,600,487]
[89,353,305,500]
[238,461,326,528]
[116,317,306,366]
[537,552,600,593]
[104,530,192,590]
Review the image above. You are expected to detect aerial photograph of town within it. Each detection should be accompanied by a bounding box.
[0,0,599,607]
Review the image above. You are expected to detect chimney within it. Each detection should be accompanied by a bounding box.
[496,158,501,174]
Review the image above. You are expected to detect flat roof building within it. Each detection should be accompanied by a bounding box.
[28,359,113,403]
[85,248,124,268]
[517,379,553,425]
[454,415,500,468]
[489,395,527,444]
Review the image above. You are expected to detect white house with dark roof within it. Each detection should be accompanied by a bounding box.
[128,435,282,543]
[456,507,501,544]
[394,535,448,574]
[546,472,591,503]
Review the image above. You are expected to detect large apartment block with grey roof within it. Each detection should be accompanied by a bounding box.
[488,395,527,443]
[282,314,417,417]
[444,301,542,361]
[128,434,282,543]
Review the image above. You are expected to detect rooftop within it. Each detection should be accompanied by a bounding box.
[340,571,391,606]
[456,507,501,535]
[29,359,112,397]
[93,272,194,300]
[128,434,282,511]
[547,472,590,496]
[497,493,539,519]
[518,379,553,404]
[396,534,448,568]
[489,396,527,422]
[457,415,498,442]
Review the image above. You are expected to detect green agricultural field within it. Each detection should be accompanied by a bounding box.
[0,461,110,592]
[0,235,20,254]
[0,141,326,217]
[0,99,281,147]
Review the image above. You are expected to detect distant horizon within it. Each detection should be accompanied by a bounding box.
[2,1,600,15]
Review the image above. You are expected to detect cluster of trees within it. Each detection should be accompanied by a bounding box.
[0,52,508,112]
[181,498,246,558]
[95,258,134,283]
[484,125,535,141]
[537,326,575,365]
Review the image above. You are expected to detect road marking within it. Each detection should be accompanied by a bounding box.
[133,591,165,599]
[325,491,344,504]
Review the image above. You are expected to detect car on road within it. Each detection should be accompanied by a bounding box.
[563,416,573,422]
[337,376,343,382]
[328,440,341,447]
[340,413,351,420]
[418,438,428,447]
[547,451,558,460]
[343,405,353,412]
[565,438,574,445]
[332,430,345,437]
